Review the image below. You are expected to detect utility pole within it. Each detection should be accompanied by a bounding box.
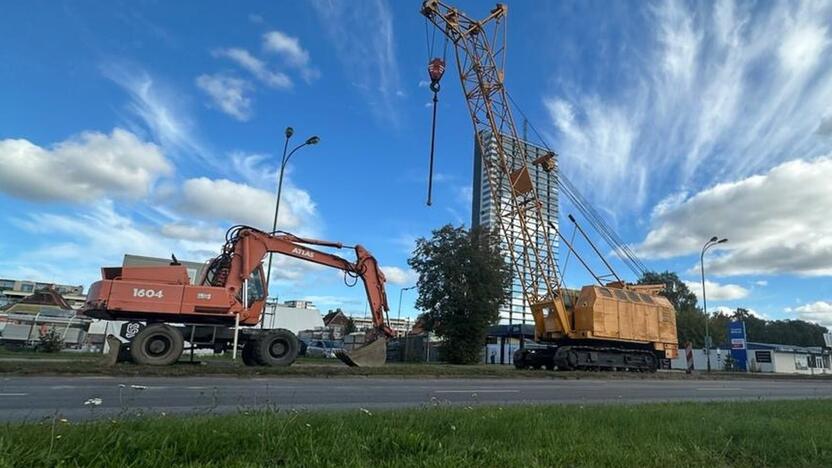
[700,236,728,372]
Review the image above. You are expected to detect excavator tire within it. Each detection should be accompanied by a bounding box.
[251,329,299,367]
[241,341,259,366]
[129,324,184,366]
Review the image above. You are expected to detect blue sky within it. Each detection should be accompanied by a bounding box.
[1,1,831,326]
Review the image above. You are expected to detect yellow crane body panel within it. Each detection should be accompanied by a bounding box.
[536,285,679,359]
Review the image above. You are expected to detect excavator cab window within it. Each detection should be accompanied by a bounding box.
[246,266,266,304]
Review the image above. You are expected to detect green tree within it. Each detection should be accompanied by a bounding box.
[343,317,357,335]
[638,271,698,312]
[408,224,511,364]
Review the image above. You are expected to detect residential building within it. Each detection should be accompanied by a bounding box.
[350,315,414,336]
[472,131,559,325]
[0,278,85,309]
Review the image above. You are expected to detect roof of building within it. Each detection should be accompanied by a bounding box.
[1,285,74,313]
[323,309,349,326]
[747,342,827,355]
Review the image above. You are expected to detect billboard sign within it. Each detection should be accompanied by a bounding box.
[728,321,748,371]
[824,333,832,348]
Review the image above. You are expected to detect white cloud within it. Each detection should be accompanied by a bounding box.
[381,266,417,286]
[213,48,292,89]
[778,17,829,72]
[0,128,170,202]
[263,30,320,82]
[684,280,749,302]
[176,177,317,235]
[636,157,832,277]
[8,201,196,287]
[300,295,364,309]
[196,74,253,121]
[230,151,273,186]
[546,1,832,212]
[310,0,401,124]
[754,280,768,287]
[791,301,832,328]
[713,305,767,320]
[160,222,224,243]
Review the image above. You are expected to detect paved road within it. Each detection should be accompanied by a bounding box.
[1,375,830,421]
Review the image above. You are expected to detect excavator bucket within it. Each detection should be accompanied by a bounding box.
[336,339,387,367]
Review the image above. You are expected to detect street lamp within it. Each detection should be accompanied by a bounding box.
[701,236,727,372]
[397,285,417,321]
[262,128,320,327]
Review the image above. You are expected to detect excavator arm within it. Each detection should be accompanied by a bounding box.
[225,228,394,338]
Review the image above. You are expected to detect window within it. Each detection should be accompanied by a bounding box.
[638,294,654,304]
[20,283,33,293]
[597,288,613,298]
[237,267,266,306]
[613,290,628,301]
[626,291,641,302]
[0,280,14,291]
[248,268,266,304]
[755,351,772,363]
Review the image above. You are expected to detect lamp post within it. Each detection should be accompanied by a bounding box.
[701,236,727,372]
[262,128,320,328]
[397,285,417,321]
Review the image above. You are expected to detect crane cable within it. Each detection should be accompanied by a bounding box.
[504,91,647,279]
[424,18,449,206]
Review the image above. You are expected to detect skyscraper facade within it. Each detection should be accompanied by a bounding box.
[472,131,559,325]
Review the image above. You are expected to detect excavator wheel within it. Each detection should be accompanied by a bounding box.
[241,341,259,366]
[129,324,184,366]
[251,329,299,367]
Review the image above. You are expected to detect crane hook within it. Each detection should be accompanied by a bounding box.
[426,58,446,206]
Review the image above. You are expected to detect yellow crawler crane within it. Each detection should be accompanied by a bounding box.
[421,1,678,371]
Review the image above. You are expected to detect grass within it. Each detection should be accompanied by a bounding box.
[0,347,100,360]
[1,400,831,467]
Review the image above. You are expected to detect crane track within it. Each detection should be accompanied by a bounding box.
[553,345,658,373]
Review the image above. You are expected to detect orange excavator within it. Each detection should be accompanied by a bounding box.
[82,225,393,367]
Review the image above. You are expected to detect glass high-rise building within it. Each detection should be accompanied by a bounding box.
[472,131,559,325]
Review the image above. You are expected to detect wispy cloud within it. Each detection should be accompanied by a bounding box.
[102,62,211,164]
[196,73,254,121]
[212,47,292,89]
[310,0,402,124]
[262,30,320,82]
[546,0,832,212]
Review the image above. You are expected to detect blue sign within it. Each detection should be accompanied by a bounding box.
[728,321,748,371]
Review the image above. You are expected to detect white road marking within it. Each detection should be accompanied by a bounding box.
[0,393,28,396]
[696,387,740,391]
[434,389,520,394]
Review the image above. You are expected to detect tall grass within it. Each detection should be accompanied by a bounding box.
[1,400,830,467]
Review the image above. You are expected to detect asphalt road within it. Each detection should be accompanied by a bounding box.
[1,375,830,422]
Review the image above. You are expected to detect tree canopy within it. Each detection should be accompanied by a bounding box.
[408,224,512,364]
[639,271,828,348]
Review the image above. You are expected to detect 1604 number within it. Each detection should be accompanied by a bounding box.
[133,288,164,299]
